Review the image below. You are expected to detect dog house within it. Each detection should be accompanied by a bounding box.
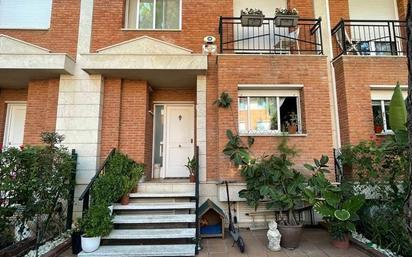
[198,199,225,238]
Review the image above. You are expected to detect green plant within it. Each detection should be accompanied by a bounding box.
[358,201,412,257]
[185,156,197,176]
[275,8,299,15]
[223,130,253,167]
[79,204,112,237]
[389,82,407,131]
[240,140,306,225]
[214,92,233,109]
[240,8,263,16]
[304,156,365,240]
[91,173,124,206]
[374,111,384,127]
[0,132,75,256]
[285,112,298,131]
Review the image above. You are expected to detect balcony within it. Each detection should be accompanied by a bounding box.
[331,19,407,59]
[218,17,323,55]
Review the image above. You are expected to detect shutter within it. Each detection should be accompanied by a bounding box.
[0,0,52,29]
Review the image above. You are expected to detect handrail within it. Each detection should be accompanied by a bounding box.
[219,16,323,55]
[331,19,407,59]
[66,149,78,230]
[194,145,200,254]
[79,148,117,212]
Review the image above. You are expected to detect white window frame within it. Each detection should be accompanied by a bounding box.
[238,89,302,136]
[370,87,408,134]
[124,0,182,30]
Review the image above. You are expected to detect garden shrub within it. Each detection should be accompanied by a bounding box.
[90,151,144,206]
[0,132,75,250]
[358,200,412,257]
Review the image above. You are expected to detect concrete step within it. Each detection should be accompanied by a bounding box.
[129,192,195,198]
[137,183,195,193]
[78,244,195,257]
[113,202,195,211]
[103,228,196,240]
[113,214,195,224]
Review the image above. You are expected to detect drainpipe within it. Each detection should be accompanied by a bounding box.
[313,0,342,149]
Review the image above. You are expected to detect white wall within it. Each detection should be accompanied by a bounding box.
[349,0,398,20]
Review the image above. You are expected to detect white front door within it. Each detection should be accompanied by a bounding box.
[3,103,27,148]
[165,105,195,178]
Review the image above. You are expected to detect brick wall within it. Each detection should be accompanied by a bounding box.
[0,89,28,146]
[91,0,233,53]
[333,56,408,146]
[24,79,59,145]
[151,88,196,103]
[213,55,334,181]
[0,0,81,58]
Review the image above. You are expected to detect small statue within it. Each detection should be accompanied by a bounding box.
[267,220,281,251]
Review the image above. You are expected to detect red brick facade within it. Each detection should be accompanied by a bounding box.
[214,55,334,180]
[0,79,59,146]
[333,56,408,146]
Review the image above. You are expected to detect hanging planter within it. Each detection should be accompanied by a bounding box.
[240,8,265,27]
[274,8,299,27]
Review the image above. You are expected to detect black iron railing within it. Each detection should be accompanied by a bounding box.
[194,145,200,254]
[66,149,78,230]
[331,19,407,59]
[219,17,323,54]
[79,148,116,213]
[333,148,343,183]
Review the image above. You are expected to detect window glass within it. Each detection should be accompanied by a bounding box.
[155,0,180,29]
[372,100,391,133]
[0,0,52,29]
[126,0,180,29]
[238,95,298,135]
[138,0,154,29]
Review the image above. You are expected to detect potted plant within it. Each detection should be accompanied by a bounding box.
[285,112,298,134]
[185,156,197,182]
[374,112,384,133]
[304,156,365,249]
[120,164,143,205]
[274,8,299,27]
[71,221,82,254]
[240,8,265,27]
[252,141,306,249]
[79,204,113,253]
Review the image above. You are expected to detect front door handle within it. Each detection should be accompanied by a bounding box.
[190,138,193,143]
[179,144,182,148]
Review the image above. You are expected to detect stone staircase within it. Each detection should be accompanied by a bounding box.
[79,181,197,257]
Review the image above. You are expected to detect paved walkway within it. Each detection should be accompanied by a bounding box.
[60,229,369,257]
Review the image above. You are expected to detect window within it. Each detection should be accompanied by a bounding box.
[372,100,391,133]
[370,87,407,134]
[238,90,301,135]
[125,0,181,30]
[0,0,52,29]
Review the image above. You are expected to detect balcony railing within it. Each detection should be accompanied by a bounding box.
[331,19,407,59]
[219,17,323,55]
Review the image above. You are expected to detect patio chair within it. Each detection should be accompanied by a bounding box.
[335,28,360,55]
[274,27,300,54]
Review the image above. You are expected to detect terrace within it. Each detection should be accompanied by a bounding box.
[219,17,323,55]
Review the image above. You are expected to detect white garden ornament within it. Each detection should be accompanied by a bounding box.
[267,220,282,251]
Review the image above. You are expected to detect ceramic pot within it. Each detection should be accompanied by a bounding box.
[80,235,101,253]
[278,224,303,249]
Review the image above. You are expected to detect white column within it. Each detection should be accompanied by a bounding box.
[56,0,104,218]
[196,75,207,182]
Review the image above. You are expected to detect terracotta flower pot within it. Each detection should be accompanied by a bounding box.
[288,126,297,134]
[374,126,383,134]
[120,194,129,205]
[189,174,196,183]
[278,224,303,249]
[331,234,350,249]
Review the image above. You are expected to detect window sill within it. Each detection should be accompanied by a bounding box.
[375,131,394,136]
[121,28,182,32]
[239,133,307,137]
[0,27,50,31]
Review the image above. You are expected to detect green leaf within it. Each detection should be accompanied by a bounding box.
[320,155,329,166]
[304,164,315,171]
[342,195,365,214]
[314,201,335,217]
[324,190,340,208]
[389,83,407,131]
[334,209,350,221]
